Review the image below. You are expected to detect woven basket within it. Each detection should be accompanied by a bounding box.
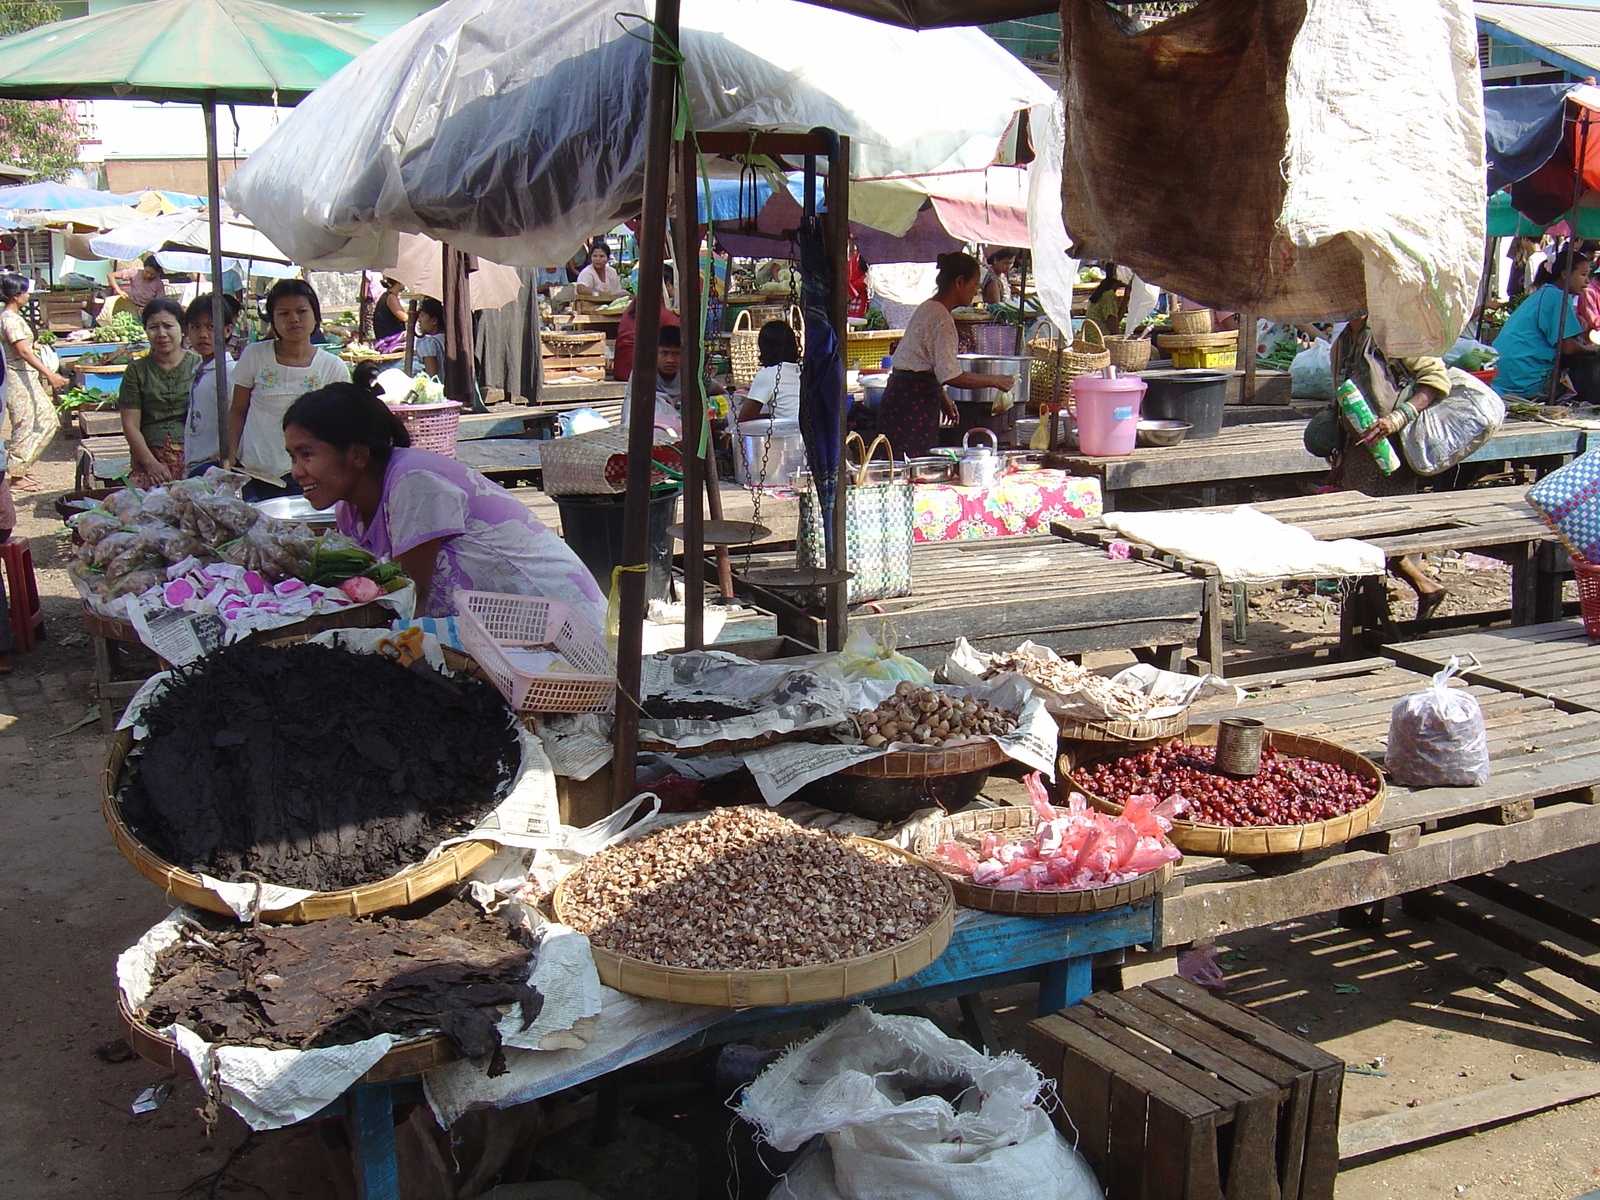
[1170,308,1213,335]
[1029,318,1109,409]
[1057,709,1190,743]
[387,401,462,457]
[118,996,461,1085]
[842,736,1008,779]
[912,806,1174,916]
[1576,559,1600,637]
[844,328,902,371]
[539,427,683,496]
[1103,335,1153,373]
[554,838,955,1006]
[969,323,1022,356]
[729,309,762,388]
[1062,725,1387,857]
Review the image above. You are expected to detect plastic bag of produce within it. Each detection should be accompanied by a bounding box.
[1291,341,1334,400]
[1399,368,1505,476]
[1442,335,1498,372]
[837,620,933,685]
[742,1007,1100,1200]
[1386,657,1490,787]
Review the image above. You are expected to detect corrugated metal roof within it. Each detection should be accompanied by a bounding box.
[1478,0,1600,77]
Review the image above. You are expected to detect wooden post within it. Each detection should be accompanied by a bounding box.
[610,0,682,810]
[1238,312,1256,403]
[676,138,705,649]
[825,136,852,651]
[202,94,230,466]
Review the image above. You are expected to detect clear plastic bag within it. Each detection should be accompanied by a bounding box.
[1291,341,1335,400]
[1399,369,1505,476]
[1386,656,1490,786]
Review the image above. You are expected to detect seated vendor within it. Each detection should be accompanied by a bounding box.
[282,383,606,626]
[736,320,801,423]
[1493,249,1600,404]
[627,324,725,436]
[411,297,445,378]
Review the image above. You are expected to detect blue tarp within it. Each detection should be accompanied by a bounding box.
[0,182,124,210]
[1485,83,1575,194]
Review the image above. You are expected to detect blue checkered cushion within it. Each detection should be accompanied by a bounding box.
[1528,448,1600,563]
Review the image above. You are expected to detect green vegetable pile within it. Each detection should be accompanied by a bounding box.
[56,386,116,415]
[1454,347,1498,373]
[97,310,149,343]
[862,307,888,331]
[304,535,409,591]
[1258,343,1298,370]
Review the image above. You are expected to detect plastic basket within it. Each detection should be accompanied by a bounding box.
[454,590,616,713]
[1170,345,1236,369]
[388,401,463,456]
[844,328,902,370]
[1576,559,1600,638]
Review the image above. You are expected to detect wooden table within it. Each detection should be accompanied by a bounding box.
[1150,657,1600,946]
[731,534,1205,668]
[1056,485,1566,673]
[1386,620,1600,713]
[1051,419,1585,510]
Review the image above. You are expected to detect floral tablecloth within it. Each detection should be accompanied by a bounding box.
[912,470,1103,543]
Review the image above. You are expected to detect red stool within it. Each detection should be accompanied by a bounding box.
[2,535,45,653]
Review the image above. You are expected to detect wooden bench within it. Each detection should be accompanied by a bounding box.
[1385,619,1600,713]
[1147,657,1600,947]
[729,534,1205,668]
[1050,419,1585,511]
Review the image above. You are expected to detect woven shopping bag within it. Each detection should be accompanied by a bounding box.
[1527,447,1600,563]
[796,433,914,604]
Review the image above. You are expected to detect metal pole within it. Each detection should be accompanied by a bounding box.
[610,0,681,810]
[824,139,851,650]
[676,137,705,649]
[203,94,229,461]
[1549,107,1590,405]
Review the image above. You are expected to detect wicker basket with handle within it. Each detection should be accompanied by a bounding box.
[1102,335,1152,373]
[1029,318,1109,409]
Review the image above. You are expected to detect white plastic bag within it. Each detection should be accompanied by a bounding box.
[1291,341,1334,400]
[742,1008,1102,1200]
[1399,368,1505,476]
[1385,657,1490,787]
[837,620,933,685]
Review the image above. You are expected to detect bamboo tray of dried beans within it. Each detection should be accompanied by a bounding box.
[553,807,954,1006]
[1062,725,1386,856]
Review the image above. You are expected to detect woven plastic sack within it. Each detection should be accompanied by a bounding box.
[1399,368,1504,476]
[741,1007,1100,1200]
[538,427,683,497]
[1527,447,1600,563]
[1386,657,1490,787]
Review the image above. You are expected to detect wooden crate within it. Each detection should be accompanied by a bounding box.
[38,290,91,332]
[541,329,607,381]
[1028,976,1343,1200]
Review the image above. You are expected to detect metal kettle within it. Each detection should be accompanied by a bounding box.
[957,428,999,488]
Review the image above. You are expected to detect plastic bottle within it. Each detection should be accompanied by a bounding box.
[1335,380,1401,475]
[880,356,893,372]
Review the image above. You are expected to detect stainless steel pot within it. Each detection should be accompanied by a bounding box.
[905,456,956,484]
[946,353,1031,411]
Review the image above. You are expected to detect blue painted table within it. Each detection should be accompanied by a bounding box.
[321,899,1159,1199]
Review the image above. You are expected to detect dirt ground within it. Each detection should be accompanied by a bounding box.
[3,431,1600,1199]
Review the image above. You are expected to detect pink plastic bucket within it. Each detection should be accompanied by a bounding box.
[1072,375,1147,456]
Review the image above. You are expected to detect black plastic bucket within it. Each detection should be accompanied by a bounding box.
[1139,369,1230,440]
[555,487,681,602]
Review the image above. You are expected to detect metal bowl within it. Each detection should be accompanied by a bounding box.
[1136,419,1192,448]
[905,456,956,484]
[1000,450,1045,474]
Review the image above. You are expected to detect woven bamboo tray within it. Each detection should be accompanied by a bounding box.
[117,996,459,1085]
[911,806,1175,915]
[1062,725,1386,857]
[1058,710,1190,743]
[554,838,954,1006]
[1169,308,1213,335]
[842,736,1009,779]
[102,644,503,922]
[1154,331,1237,351]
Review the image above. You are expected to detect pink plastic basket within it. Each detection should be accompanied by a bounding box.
[455,590,615,713]
[388,401,463,456]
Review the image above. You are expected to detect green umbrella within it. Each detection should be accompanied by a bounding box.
[0,0,375,457]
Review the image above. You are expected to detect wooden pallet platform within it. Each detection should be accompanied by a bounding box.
[1056,484,1567,672]
[730,534,1204,666]
[1049,419,1583,508]
[1141,658,1600,945]
[1385,620,1600,713]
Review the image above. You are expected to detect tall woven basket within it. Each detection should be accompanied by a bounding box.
[730,306,804,388]
[1170,307,1214,335]
[1029,318,1109,410]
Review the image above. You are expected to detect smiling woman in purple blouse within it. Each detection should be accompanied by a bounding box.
[280,383,605,625]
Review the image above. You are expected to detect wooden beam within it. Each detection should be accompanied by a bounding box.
[1405,886,1600,994]
[1339,1071,1600,1161]
[694,131,835,156]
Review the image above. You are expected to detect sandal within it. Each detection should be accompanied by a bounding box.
[1416,588,1448,621]
[10,477,41,493]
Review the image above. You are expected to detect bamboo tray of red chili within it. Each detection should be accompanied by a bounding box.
[1061,726,1386,856]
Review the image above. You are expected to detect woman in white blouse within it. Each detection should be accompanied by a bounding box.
[575,242,624,298]
[877,252,1014,458]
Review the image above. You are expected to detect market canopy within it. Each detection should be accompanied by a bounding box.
[227,0,1051,269]
[1488,83,1600,229]
[89,207,292,263]
[0,182,125,211]
[0,0,375,104]
[787,0,1053,26]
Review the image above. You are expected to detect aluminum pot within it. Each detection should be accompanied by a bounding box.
[945,353,1031,410]
[906,456,956,484]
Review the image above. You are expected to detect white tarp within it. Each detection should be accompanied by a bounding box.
[227,0,1051,270]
